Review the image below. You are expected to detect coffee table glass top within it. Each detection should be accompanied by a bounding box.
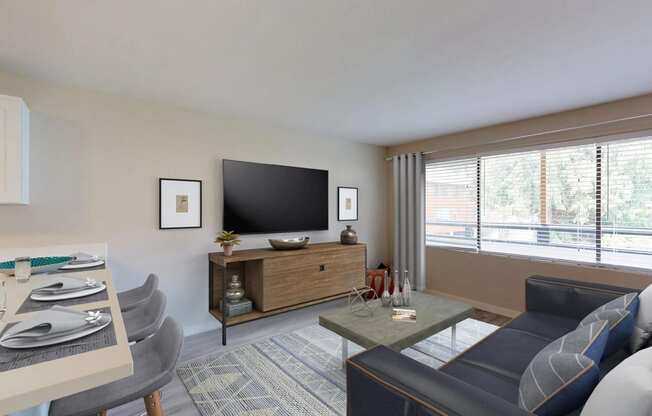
[319,291,473,351]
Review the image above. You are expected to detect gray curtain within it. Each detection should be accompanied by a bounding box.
[393,153,425,290]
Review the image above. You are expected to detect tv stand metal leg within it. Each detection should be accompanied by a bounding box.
[222,264,227,346]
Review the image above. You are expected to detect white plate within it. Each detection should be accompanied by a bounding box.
[0,316,111,349]
[30,284,106,301]
[59,260,105,270]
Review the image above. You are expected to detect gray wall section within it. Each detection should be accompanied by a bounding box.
[0,71,389,335]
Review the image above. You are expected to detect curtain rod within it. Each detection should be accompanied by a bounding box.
[384,112,652,161]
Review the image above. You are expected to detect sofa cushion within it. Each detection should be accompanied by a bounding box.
[507,312,580,341]
[441,360,520,404]
[579,292,638,357]
[631,284,652,352]
[518,321,609,416]
[451,327,550,379]
[526,275,636,321]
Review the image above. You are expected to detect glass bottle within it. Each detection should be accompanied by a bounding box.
[381,270,391,307]
[391,270,402,307]
[402,270,412,306]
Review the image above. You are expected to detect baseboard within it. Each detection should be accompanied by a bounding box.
[423,288,521,318]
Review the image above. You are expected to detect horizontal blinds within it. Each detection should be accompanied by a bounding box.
[481,150,542,255]
[601,138,652,269]
[425,134,652,271]
[480,145,598,262]
[544,144,597,262]
[425,158,477,249]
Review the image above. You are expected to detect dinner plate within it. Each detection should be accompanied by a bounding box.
[0,316,111,349]
[30,284,106,301]
[59,260,105,270]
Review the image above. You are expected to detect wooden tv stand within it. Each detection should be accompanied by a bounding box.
[208,242,367,345]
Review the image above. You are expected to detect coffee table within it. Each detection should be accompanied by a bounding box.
[319,291,473,367]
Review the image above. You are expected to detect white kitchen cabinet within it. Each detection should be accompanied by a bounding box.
[0,95,29,204]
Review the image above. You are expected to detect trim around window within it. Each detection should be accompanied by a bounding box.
[425,134,652,273]
[426,241,652,276]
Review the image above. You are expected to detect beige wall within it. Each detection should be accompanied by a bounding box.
[387,93,652,159]
[386,94,652,315]
[426,247,652,317]
[0,71,389,335]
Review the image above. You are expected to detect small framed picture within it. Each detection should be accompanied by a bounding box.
[338,186,358,221]
[159,178,202,229]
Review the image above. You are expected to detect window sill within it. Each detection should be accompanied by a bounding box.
[425,243,652,276]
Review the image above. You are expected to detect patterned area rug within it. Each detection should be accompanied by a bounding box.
[177,318,498,416]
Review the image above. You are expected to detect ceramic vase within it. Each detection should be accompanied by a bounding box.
[223,245,233,257]
[402,270,412,306]
[380,270,392,307]
[340,225,358,245]
[391,270,402,307]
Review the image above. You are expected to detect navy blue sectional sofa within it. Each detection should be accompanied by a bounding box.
[346,276,636,416]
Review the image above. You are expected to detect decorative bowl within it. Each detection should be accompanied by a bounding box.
[0,256,73,276]
[268,237,310,250]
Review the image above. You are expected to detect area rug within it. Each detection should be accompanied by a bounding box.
[177,318,498,416]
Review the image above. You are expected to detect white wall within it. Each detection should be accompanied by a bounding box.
[0,71,389,335]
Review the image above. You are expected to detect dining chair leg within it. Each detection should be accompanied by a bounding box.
[144,390,164,416]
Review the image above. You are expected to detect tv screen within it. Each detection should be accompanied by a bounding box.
[223,160,328,234]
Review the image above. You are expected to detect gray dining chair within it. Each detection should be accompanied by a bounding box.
[49,317,183,416]
[117,273,158,312]
[124,289,166,343]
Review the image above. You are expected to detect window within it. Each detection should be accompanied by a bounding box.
[425,158,477,249]
[425,135,652,270]
[601,139,652,268]
[481,150,542,253]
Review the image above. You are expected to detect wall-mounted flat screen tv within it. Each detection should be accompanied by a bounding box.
[223,160,329,234]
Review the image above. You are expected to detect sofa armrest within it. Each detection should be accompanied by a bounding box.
[347,346,532,416]
[526,275,637,321]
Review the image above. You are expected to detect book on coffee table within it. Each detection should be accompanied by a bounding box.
[392,308,416,322]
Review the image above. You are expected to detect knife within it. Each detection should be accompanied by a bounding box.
[0,281,6,320]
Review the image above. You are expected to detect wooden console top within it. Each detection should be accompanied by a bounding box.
[209,241,366,267]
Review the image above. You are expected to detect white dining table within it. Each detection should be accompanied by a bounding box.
[0,268,133,415]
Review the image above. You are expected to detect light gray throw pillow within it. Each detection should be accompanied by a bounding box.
[518,321,609,415]
[581,348,652,416]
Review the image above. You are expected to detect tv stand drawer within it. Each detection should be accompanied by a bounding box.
[260,246,365,311]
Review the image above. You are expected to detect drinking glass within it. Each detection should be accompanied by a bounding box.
[14,257,31,283]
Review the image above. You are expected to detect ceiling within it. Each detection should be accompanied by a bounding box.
[1,1,652,146]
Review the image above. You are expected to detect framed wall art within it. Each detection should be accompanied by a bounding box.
[159,178,202,229]
[337,186,358,221]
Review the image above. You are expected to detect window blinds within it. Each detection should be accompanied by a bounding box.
[425,158,478,249]
[601,138,652,269]
[425,135,652,270]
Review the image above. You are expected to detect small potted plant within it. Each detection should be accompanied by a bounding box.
[215,230,241,257]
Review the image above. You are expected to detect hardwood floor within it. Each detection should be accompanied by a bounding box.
[111,298,510,416]
[471,308,512,326]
